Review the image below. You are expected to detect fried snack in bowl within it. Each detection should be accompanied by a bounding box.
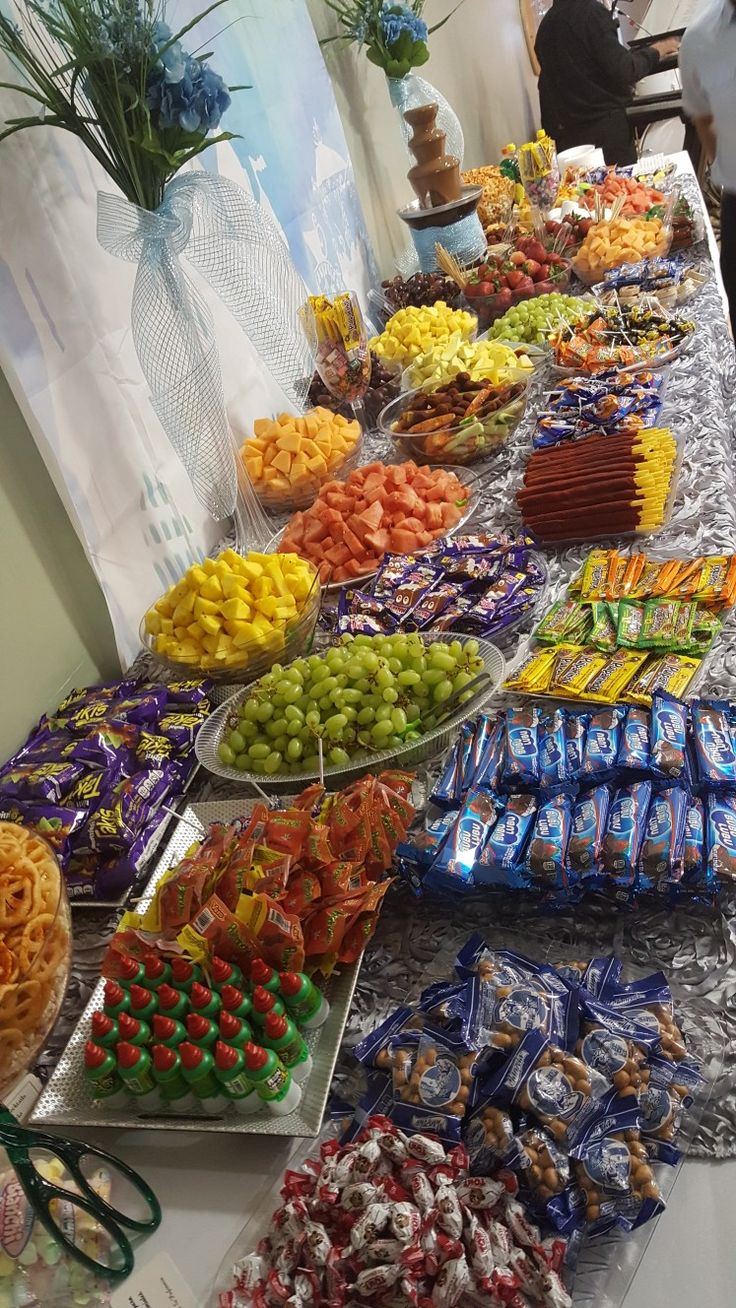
[0,822,72,1094]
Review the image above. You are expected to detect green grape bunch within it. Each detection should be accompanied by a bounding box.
[217,633,485,776]
[488,293,587,345]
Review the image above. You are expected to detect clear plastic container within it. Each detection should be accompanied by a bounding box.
[464,262,572,331]
[250,429,363,514]
[378,378,529,465]
[0,825,72,1096]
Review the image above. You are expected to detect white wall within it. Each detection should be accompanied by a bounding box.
[307,0,540,272]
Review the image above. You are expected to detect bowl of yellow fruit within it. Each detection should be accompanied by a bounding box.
[369,302,477,371]
[241,408,362,512]
[141,549,321,685]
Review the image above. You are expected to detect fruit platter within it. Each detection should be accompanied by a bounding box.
[277,459,477,587]
[196,630,505,785]
[379,374,528,464]
[462,235,571,329]
[403,335,535,390]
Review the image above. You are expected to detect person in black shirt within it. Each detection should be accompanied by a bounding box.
[535,0,680,164]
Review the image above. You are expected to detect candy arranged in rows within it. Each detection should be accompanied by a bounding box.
[0,677,211,900]
[350,939,701,1244]
[110,772,414,975]
[334,532,546,642]
[218,1112,572,1308]
[398,695,736,902]
[85,953,329,1118]
[532,371,664,451]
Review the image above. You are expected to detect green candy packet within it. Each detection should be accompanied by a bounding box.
[590,601,618,653]
[617,599,646,649]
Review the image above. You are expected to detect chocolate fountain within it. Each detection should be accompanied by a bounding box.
[397,102,484,272]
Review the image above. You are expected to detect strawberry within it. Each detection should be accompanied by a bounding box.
[524,259,541,277]
[509,251,526,267]
[506,270,525,289]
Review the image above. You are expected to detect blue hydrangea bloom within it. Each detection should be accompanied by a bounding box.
[151,20,186,84]
[146,54,231,135]
[380,3,428,47]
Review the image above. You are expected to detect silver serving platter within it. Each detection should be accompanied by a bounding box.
[32,799,361,1136]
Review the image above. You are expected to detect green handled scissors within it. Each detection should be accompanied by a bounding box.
[0,1105,161,1282]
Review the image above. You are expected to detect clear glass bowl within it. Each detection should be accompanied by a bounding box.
[573,223,672,286]
[250,430,364,514]
[378,379,529,465]
[141,569,322,686]
[0,825,72,1095]
[195,633,506,788]
[463,263,572,331]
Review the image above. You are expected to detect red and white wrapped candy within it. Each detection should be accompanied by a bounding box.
[218,1116,572,1308]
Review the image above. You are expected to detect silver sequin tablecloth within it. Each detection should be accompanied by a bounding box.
[47,171,736,1157]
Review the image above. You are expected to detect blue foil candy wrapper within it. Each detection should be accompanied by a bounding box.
[564,712,589,781]
[471,716,506,793]
[683,797,705,882]
[600,780,652,885]
[691,701,736,789]
[424,787,503,894]
[638,786,688,888]
[502,705,541,789]
[650,692,688,780]
[582,707,625,783]
[568,785,611,876]
[706,792,736,880]
[617,706,651,773]
[523,793,573,890]
[539,708,568,793]
[474,793,538,887]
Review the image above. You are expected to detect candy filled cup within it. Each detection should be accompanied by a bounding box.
[299,291,372,428]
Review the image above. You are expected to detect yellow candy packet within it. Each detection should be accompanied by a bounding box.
[502,646,557,694]
[550,646,608,698]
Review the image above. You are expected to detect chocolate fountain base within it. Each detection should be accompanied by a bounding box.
[397,186,486,273]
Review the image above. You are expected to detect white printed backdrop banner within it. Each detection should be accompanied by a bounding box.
[0,0,377,666]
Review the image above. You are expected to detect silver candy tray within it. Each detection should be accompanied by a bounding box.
[32,798,361,1137]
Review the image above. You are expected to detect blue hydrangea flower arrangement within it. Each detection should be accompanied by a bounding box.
[0,1,243,210]
[321,0,463,78]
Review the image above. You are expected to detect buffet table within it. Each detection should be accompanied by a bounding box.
[24,150,736,1308]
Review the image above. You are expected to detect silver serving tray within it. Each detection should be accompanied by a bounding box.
[32,799,361,1136]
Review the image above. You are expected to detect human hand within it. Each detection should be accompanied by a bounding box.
[653,36,680,58]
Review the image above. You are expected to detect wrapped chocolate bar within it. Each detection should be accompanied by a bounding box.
[424,788,504,894]
[474,794,537,888]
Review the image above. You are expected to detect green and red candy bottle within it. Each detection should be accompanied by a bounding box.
[179,1041,227,1115]
[152,1012,187,1049]
[84,1041,129,1107]
[151,1044,196,1113]
[103,980,130,1020]
[117,1011,151,1049]
[90,1010,118,1051]
[128,984,158,1024]
[243,1041,301,1116]
[186,1012,218,1051]
[262,1011,312,1085]
[220,984,253,1022]
[251,986,285,1029]
[210,956,244,991]
[117,955,145,988]
[189,981,222,1021]
[218,1010,252,1050]
[249,958,280,994]
[156,983,190,1022]
[213,1041,261,1115]
[170,956,202,994]
[143,954,172,990]
[116,1041,156,1097]
[279,972,330,1030]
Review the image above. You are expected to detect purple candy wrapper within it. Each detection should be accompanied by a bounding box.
[0,759,85,804]
[0,799,87,869]
[157,712,208,752]
[69,720,140,769]
[86,764,176,854]
[164,679,212,706]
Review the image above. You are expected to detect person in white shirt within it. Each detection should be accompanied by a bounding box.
[680,0,736,325]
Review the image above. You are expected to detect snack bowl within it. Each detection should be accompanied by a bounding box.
[378,378,529,465]
[573,223,673,287]
[141,567,322,687]
[0,824,72,1095]
[252,429,364,514]
[196,632,506,789]
[464,262,572,331]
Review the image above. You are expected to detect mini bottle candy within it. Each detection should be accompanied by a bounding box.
[186,1012,218,1050]
[250,958,280,994]
[251,985,285,1027]
[218,1010,252,1050]
[189,981,222,1021]
[156,982,190,1022]
[243,1042,301,1116]
[213,1041,261,1115]
[151,1012,187,1049]
[84,1041,128,1106]
[220,984,253,1022]
[116,1042,156,1097]
[143,954,172,989]
[211,956,244,991]
[117,1011,151,1048]
[151,1044,196,1113]
[262,1011,312,1084]
[170,956,202,994]
[117,955,145,988]
[179,1041,227,1114]
[128,984,158,1023]
[90,1010,118,1050]
[279,972,330,1030]
[103,980,130,1020]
